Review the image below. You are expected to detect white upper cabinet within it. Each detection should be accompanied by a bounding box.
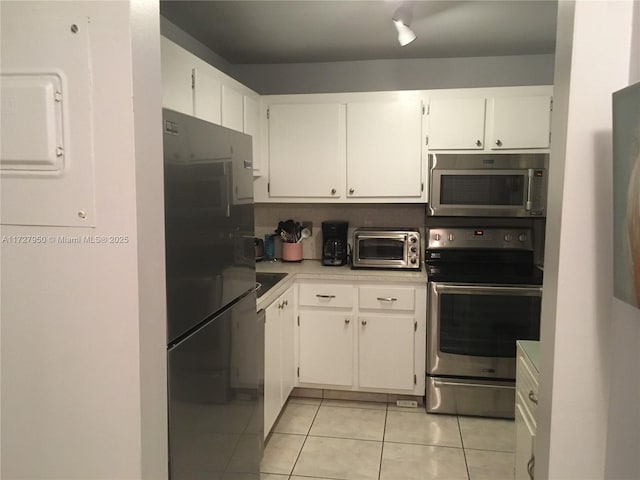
[221,84,244,132]
[192,67,221,125]
[426,91,552,152]
[160,38,194,116]
[268,103,344,198]
[346,101,423,198]
[488,95,552,149]
[428,98,486,150]
[161,37,259,133]
[243,95,261,175]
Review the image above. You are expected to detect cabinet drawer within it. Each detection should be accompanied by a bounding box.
[359,286,415,311]
[299,283,353,308]
[516,352,539,419]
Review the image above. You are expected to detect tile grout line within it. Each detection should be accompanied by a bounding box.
[287,399,322,478]
[377,402,388,480]
[457,415,472,480]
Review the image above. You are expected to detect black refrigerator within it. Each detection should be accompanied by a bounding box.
[163,109,262,479]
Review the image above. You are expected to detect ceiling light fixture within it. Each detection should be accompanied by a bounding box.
[392,3,417,47]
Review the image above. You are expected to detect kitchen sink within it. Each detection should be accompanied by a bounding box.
[256,272,287,298]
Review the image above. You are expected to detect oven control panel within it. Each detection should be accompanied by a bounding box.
[427,228,533,250]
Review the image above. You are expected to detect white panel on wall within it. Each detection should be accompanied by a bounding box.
[0,16,95,227]
[1,74,64,171]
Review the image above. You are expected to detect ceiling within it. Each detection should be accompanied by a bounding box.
[160,0,558,65]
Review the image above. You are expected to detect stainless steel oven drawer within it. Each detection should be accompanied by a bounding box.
[426,376,515,419]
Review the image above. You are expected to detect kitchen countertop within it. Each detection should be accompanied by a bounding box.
[256,259,427,311]
[517,340,540,373]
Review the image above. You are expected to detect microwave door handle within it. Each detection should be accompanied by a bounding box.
[525,169,534,211]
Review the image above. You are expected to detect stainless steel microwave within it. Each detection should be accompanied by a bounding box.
[352,228,421,270]
[427,153,548,217]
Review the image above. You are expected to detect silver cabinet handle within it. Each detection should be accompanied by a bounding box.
[528,390,538,405]
[475,139,482,147]
[349,188,355,194]
[361,319,367,326]
[316,294,336,299]
[344,318,350,325]
[376,297,397,302]
[495,139,503,147]
[331,188,336,195]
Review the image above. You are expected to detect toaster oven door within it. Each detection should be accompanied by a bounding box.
[353,233,408,268]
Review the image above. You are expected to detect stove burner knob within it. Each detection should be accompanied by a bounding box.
[448,233,455,242]
[410,236,417,243]
[519,233,528,242]
[504,234,513,242]
[434,233,441,241]
[410,258,417,264]
[410,246,417,253]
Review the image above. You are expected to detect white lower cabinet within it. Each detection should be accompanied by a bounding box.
[296,280,426,395]
[515,400,536,480]
[358,315,416,391]
[298,311,353,386]
[264,286,295,438]
[515,343,539,479]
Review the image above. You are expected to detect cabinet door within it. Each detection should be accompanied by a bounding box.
[232,128,254,205]
[280,288,295,402]
[160,38,194,116]
[488,95,551,149]
[346,101,423,198]
[358,315,415,390]
[428,97,486,150]
[222,84,244,132]
[264,300,281,436]
[268,103,344,198]
[515,398,536,480]
[243,95,261,175]
[192,66,221,125]
[298,311,353,386]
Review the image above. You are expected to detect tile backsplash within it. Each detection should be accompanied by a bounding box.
[255,203,426,260]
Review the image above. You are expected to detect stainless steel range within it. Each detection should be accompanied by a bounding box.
[425,227,542,418]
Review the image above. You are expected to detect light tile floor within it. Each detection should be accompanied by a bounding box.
[261,397,515,480]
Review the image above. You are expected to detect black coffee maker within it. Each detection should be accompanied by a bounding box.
[321,220,349,266]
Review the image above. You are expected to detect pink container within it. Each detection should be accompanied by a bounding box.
[282,242,303,262]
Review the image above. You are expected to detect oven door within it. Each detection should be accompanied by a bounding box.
[427,282,541,379]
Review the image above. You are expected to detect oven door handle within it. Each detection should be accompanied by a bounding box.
[431,283,542,296]
[433,379,516,390]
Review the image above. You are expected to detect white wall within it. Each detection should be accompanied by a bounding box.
[160,16,554,95]
[537,1,636,478]
[0,2,166,479]
[130,1,169,479]
[231,54,555,94]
